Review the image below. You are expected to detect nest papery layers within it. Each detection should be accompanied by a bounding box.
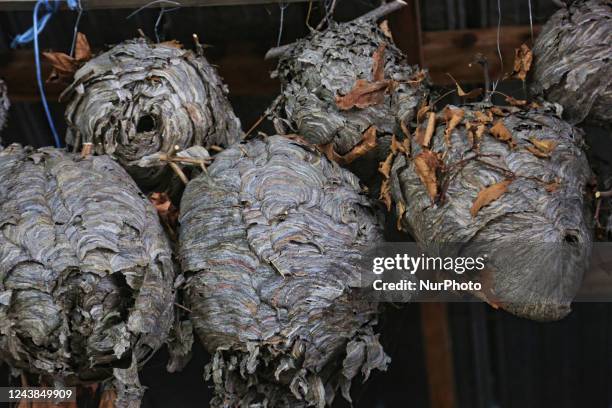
[63,38,243,191]
[0,145,175,407]
[531,0,612,126]
[180,136,389,407]
[390,104,593,321]
[273,22,429,191]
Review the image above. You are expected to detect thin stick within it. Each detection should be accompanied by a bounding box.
[168,162,189,185]
[315,0,338,31]
[174,302,192,313]
[265,0,407,59]
[355,0,407,23]
[306,1,314,30]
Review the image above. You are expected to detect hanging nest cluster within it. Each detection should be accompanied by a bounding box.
[0,145,176,407]
[179,136,389,407]
[531,0,612,126]
[63,38,243,192]
[383,101,593,321]
[271,20,429,192]
[0,78,9,143]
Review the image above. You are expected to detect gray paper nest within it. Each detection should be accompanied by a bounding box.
[0,145,175,407]
[179,136,389,407]
[389,103,593,321]
[531,0,612,126]
[272,21,429,192]
[63,38,243,192]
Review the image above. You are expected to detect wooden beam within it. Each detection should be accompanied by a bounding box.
[388,0,423,66]
[420,303,457,408]
[423,25,541,85]
[0,45,279,102]
[0,25,541,101]
[0,0,311,11]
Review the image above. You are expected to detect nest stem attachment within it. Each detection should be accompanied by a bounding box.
[265,0,407,59]
[472,53,491,103]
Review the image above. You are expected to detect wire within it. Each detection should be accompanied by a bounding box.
[11,0,80,148]
[492,0,503,93]
[527,0,534,43]
[69,0,83,57]
[32,1,62,148]
[277,2,289,47]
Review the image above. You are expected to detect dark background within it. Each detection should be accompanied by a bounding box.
[1,1,611,407]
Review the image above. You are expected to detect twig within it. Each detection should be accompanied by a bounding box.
[305,1,314,30]
[354,0,407,22]
[315,0,338,30]
[174,302,192,313]
[265,0,407,59]
[81,143,93,158]
[168,162,189,185]
[595,190,612,199]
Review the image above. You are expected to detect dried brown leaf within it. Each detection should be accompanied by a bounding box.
[443,106,464,146]
[545,181,560,193]
[319,126,378,165]
[380,178,392,211]
[505,96,528,106]
[509,43,533,81]
[414,149,440,202]
[379,20,394,40]
[43,33,91,84]
[490,120,516,148]
[149,192,179,235]
[525,145,551,158]
[490,107,507,117]
[390,134,406,155]
[396,201,406,231]
[475,110,493,124]
[99,389,117,408]
[529,137,558,154]
[342,126,378,164]
[43,51,78,82]
[74,32,92,61]
[335,79,390,110]
[371,43,387,82]
[417,104,430,123]
[160,39,183,49]
[470,179,513,217]
[446,73,482,98]
[379,152,394,179]
[416,112,436,147]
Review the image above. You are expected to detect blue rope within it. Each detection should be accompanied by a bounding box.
[11,0,80,148]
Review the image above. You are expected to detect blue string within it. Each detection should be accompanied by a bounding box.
[11,0,80,148]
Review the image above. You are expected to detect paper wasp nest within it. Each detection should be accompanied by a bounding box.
[531,0,612,125]
[0,145,175,407]
[272,22,429,191]
[387,103,593,321]
[180,136,389,407]
[63,38,243,192]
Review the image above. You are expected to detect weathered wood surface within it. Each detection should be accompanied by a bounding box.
[0,0,311,11]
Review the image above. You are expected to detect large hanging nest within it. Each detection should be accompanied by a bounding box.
[270,19,429,192]
[531,0,612,126]
[0,145,176,407]
[63,38,243,192]
[0,78,9,142]
[179,136,389,407]
[386,102,593,321]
